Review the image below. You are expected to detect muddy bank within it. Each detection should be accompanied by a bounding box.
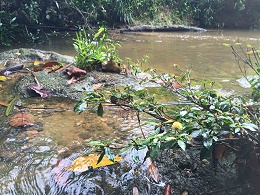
[117,25,206,33]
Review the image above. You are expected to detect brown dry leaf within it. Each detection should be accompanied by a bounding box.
[0,101,19,110]
[215,144,232,160]
[43,61,60,67]
[92,83,102,90]
[133,187,139,195]
[146,157,159,182]
[10,112,35,127]
[67,76,78,84]
[26,130,38,138]
[70,154,122,172]
[66,66,87,76]
[164,183,172,195]
[182,191,189,195]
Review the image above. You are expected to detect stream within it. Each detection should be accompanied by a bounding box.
[0,29,259,194]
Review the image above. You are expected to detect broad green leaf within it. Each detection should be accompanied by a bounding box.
[242,123,258,132]
[120,145,132,154]
[145,121,159,125]
[149,144,160,160]
[105,147,114,162]
[10,17,16,23]
[97,150,105,165]
[165,136,176,141]
[97,102,104,116]
[132,147,139,163]
[88,141,105,146]
[190,130,201,138]
[223,43,230,47]
[177,140,186,151]
[190,107,201,111]
[74,101,87,113]
[180,110,187,116]
[203,138,213,149]
[5,95,20,116]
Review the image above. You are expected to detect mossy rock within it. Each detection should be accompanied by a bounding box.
[0,48,75,68]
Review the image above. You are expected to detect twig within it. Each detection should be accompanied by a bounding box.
[26,68,40,86]
[55,62,75,72]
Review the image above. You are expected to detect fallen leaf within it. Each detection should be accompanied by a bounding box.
[164,183,172,195]
[0,65,24,76]
[92,83,102,90]
[67,76,78,84]
[214,144,232,160]
[52,158,72,185]
[182,191,189,195]
[44,61,60,67]
[146,157,159,182]
[172,81,182,89]
[33,67,44,72]
[0,101,19,110]
[5,95,20,116]
[34,61,42,66]
[0,76,7,81]
[10,112,35,127]
[70,153,122,172]
[26,130,39,138]
[66,66,86,76]
[133,187,139,195]
[28,84,52,98]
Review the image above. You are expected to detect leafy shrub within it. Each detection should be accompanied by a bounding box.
[0,11,18,46]
[73,27,121,70]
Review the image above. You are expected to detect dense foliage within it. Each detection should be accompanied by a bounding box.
[74,40,259,189]
[1,0,258,46]
[73,27,121,69]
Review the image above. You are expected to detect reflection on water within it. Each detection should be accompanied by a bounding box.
[0,29,259,194]
[0,96,153,194]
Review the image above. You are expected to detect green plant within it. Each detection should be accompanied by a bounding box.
[0,11,18,46]
[73,27,121,70]
[74,43,259,166]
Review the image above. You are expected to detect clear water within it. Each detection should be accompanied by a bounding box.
[0,29,258,194]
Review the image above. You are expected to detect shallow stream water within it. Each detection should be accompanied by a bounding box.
[0,29,259,194]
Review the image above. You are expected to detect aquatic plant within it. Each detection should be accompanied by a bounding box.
[73,27,121,70]
[74,43,259,189]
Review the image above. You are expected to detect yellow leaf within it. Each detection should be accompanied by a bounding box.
[247,44,252,48]
[223,43,230,47]
[34,61,41,66]
[70,154,122,172]
[246,50,253,55]
[0,76,7,82]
